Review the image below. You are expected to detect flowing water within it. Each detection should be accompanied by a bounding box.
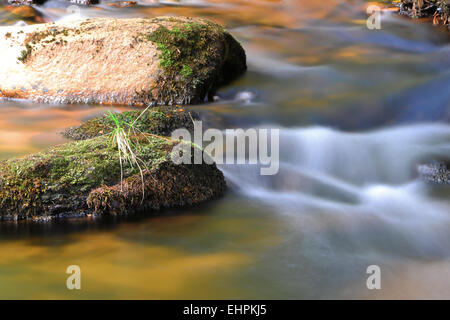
[0,0,449,299]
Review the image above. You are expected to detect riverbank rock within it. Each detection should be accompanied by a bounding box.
[418,162,450,185]
[7,0,36,5]
[0,16,247,106]
[0,132,226,220]
[398,0,449,27]
[7,0,98,5]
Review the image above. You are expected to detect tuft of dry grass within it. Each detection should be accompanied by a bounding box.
[107,110,148,202]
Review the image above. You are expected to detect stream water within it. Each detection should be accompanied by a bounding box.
[0,0,449,299]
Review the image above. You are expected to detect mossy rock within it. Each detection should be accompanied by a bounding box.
[142,17,247,105]
[0,17,247,106]
[0,133,226,221]
[63,106,198,140]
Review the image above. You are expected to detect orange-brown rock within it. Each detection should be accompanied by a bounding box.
[0,16,246,106]
[107,1,137,8]
[3,4,48,24]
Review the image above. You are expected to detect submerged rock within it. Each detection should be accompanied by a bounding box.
[2,4,48,24]
[107,1,137,8]
[0,16,246,106]
[418,162,450,185]
[0,133,226,220]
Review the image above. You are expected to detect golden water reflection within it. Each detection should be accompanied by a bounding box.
[0,232,249,299]
[0,102,132,160]
[0,200,283,299]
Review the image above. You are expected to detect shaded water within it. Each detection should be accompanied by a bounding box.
[0,0,449,299]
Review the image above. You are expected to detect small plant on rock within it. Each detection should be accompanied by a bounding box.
[107,110,148,201]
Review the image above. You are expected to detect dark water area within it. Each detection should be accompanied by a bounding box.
[0,0,449,299]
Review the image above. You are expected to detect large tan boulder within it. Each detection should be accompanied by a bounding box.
[0,16,246,106]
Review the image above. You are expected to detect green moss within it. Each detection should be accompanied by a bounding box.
[156,43,174,68]
[180,64,193,77]
[137,17,247,105]
[146,22,211,79]
[17,43,32,63]
[16,27,75,63]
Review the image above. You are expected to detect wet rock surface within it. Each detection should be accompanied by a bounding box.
[7,0,38,5]
[418,162,450,184]
[398,0,449,27]
[2,4,48,24]
[107,1,137,8]
[7,0,97,5]
[0,16,247,106]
